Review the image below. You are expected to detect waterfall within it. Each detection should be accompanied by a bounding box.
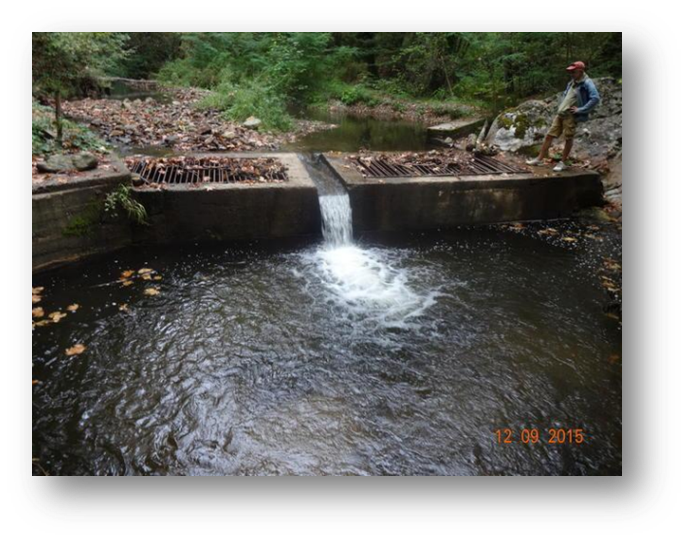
[319,194,353,247]
[300,153,437,329]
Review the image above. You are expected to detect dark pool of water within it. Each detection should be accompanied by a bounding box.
[32,230,621,475]
[285,108,436,153]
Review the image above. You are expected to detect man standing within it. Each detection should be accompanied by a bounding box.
[527,61,600,171]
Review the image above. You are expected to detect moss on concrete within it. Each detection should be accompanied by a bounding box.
[62,201,103,238]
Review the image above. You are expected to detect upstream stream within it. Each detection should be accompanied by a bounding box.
[33,86,621,475]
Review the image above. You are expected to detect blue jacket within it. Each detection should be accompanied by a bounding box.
[561,76,600,122]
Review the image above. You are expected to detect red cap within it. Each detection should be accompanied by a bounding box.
[566,61,586,72]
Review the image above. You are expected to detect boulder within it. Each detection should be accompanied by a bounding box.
[36,154,76,173]
[486,77,622,160]
[72,152,98,171]
[243,116,262,129]
[163,134,181,146]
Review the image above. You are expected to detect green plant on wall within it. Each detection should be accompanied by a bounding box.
[104,184,148,225]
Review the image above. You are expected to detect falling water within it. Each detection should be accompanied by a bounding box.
[302,154,437,329]
[319,194,353,247]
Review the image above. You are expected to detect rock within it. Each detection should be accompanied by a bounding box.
[487,77,623,161]
[123,124,137,133]
[465,133,477,151]
[36,154,75,173]
[222,131,236,139]
[163,135,181,146]
[243,116,262,129]
[486,99,550,152]
[72,152,98,171]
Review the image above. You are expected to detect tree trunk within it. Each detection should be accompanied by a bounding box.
[54,92,63,148]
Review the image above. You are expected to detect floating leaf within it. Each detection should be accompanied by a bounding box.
[138,268,154,275]
[32,295,41,304]
[32,379,40,385]
[538,227,559,236]
[120,270,135,278]
[153,275,163,281]
[34,319,51,327]
[67,304,80,312]
[141,273,152,281]
[32,287,44,295]
[48,311,67,323]
[65,344,86,356]
[561,237,577,243]
[32,307,44,318]
[121,280,134,287]
[144,287,160,296]
[119,303,129,312]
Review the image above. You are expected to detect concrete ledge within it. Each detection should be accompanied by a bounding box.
[323,153,604,232]
[32,157,131,195]
[427,118,486,137]
[132,153,321,243]
[32,160,133,272]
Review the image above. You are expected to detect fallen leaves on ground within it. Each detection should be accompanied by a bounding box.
[65,344,86,356]
[62,88,281,152]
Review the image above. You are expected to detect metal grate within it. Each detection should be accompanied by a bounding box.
[127,156,289,185]
[352,154,529,178]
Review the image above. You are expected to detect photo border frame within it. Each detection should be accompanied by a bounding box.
[15,15,673,526]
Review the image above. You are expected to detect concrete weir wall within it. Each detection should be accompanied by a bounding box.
[322,154,604,232]
[32,161,133,272]
[32,153,321,272]
[132,153,321,244]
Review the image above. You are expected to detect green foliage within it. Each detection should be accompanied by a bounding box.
[32,101,107,156]
[115,33,182,79]
[104,184,148,225]
[198,80,293,131]
[32,32,129,146]
[157,33,353,130]
[338,84,380,107]
[32,32,129,100]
